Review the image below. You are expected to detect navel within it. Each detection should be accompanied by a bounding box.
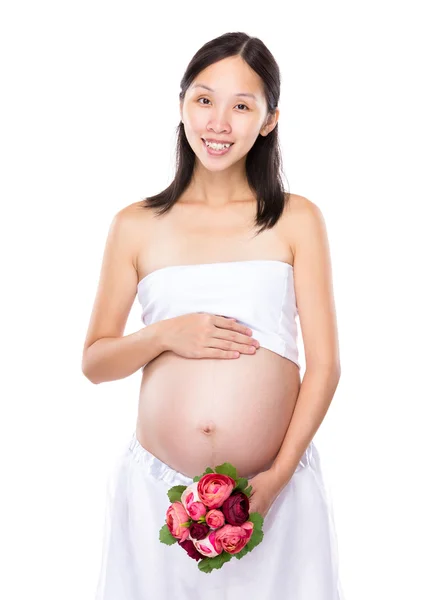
[199,419,216,435]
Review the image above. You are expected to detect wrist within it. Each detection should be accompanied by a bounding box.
[268,465,293,494]
[151,319,171,353]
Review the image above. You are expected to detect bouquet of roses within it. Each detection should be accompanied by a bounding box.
[158,461,264,573]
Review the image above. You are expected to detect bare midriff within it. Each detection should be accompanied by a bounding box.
[134,193,301,479]
[136,347,300,479]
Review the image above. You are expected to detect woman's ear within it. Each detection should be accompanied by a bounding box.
[261,108,279,136]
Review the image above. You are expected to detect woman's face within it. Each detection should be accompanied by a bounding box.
[180,56,278,171]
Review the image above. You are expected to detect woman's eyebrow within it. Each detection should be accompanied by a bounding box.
[191,83,258,101]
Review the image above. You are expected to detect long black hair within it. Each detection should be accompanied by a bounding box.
[139,31,290,235]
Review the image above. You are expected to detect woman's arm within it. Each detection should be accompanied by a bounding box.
[269,197,341,488]
[82,322,167,384]
[81,206,166,384]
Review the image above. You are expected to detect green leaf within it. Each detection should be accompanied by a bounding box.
[247,526,264,550]
[167,485,188,503]
[197,551,233,573]
[159,524,178,545]
[232,477,249,494]
[244,484,253,496]
[214,462,238,480]
[234,544,250,559]
[249,511,264,531]
[243,512,264,552]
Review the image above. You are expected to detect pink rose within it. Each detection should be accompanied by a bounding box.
[214,522,254,555]
[205,509,225,529]
[192,529,222,558]
[181,482,199,509]
[181,482,207,519]
[197,473,236,509]
[166,501,191,542]
[187,501,207,520]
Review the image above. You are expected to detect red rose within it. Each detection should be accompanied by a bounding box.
[221,491,250,525]
[178,538,204,561]
[189,522,210,540]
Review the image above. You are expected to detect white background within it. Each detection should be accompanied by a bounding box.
[1,1,423,598]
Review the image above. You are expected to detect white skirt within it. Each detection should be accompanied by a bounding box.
[95,431,345,600]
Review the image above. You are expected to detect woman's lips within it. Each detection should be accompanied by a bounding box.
[201,138,234,156]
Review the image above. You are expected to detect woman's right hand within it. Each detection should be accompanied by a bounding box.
[161,313,260,359]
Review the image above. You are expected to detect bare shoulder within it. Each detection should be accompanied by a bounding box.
[283,192,324,222]
[282,194,327,257]
[113,199,151,259]
[81,200,149,355]
[116,198,150,228]
[284,194,340,370]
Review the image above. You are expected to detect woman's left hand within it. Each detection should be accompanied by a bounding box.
[246,469,285,520]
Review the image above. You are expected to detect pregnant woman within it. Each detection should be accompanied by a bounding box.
[83,32,345,600]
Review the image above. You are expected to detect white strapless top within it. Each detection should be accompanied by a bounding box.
[137,259,300,369]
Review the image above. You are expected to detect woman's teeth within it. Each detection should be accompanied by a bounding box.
[204,140,232,150]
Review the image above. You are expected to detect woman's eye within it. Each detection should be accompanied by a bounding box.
[197,98,248,111]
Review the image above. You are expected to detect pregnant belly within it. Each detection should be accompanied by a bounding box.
[136,347,301,479]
